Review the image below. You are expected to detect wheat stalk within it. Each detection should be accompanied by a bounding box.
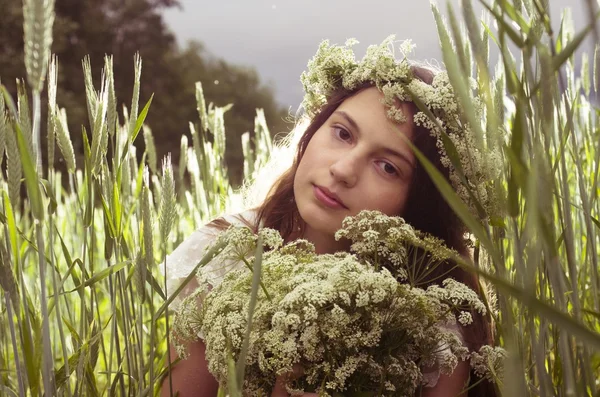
[5,119,21,207]
[143,125,157,174]
[55,108,76,173]
[47,56,58,169]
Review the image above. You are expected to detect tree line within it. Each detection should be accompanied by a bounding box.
[0,0,291,186]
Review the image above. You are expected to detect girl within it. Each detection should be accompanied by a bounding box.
[161,37,497,397]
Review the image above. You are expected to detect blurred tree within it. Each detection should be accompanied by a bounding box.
[173,41,290,185]
[0,0,290,186]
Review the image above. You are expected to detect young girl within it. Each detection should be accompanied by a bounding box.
[161,37,497,397]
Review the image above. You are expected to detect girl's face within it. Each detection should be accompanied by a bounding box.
[294,87,416,253]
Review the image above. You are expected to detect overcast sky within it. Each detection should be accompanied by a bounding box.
[162,1,590,110]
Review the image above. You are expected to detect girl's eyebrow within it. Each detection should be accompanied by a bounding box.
[334,110,361,133]
[334,110,415,169]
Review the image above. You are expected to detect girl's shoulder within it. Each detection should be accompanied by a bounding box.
[163,209,260,305]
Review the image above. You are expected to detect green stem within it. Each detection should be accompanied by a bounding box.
[241,257,271,300]
[36,222,56,394]
[31,91,42,173]
[4,294,25,397]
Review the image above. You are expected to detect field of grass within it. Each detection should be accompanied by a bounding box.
[0,0,599,396]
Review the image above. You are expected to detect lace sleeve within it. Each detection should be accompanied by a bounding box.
[162,210,258,309]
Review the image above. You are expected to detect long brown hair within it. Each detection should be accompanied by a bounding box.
[253,67,498,396]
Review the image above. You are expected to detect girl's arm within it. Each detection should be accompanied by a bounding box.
[420,359,470,397]
[160,340,219,397]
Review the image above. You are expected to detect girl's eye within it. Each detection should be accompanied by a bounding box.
[333,126,352,142]
[377,161,400,177]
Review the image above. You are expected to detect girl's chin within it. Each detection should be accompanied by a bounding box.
[303,212,344,235]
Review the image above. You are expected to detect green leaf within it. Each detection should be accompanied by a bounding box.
[3,191,19,270]
[82,128,93,228]
[552,23,593,71]
[40,178,58,215]
[112,178,122,237]
[455,255,600,350]
[118,94,153,171]
[1,86,45,220]
[66,261,130,292]
[54,227,83,291]
[479,1,526,48]
[98,183,117,239]
[431,3,487,161]
[54,349,81,390]
[591,216,600,231]
[146,271,166,300]
[130,94,153,145]
[21,302,42,397]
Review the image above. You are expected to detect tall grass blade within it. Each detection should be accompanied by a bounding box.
[2,87,44,220]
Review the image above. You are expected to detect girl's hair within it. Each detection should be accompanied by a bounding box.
[252,65,498,396]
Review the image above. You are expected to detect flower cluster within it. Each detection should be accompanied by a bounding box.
[300,35,502,219]
[470,345,507,383]
[172,211,505,396]
[334,210,459,285]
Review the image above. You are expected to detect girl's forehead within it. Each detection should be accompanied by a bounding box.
[336,87,415,138]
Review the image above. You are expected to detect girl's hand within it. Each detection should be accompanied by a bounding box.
[270,365,319,397]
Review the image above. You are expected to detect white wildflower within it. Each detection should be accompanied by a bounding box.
[171,212,502,395]
[470,345,507,382]
[458,311,473,326]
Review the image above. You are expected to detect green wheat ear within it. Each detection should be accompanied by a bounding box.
[178,134,188,184]
[159,153,177,243]
[5,116,21,208]
[0,231,19,310]
[105,55,117,138]
[47,56,58,168]
[16,80,34,159]
[23,0,55,93]
[142,167,155,272]
[143,125,157,174]
[55,108,76,173]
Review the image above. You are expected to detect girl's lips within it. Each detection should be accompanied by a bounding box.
[313,185,346,209]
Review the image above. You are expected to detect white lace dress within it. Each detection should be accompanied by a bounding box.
[163,210,258,309]
[163,210,462,388]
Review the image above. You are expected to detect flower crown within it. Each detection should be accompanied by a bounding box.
[300,35,501,220]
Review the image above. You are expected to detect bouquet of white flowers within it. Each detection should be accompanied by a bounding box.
[172,211,504,396]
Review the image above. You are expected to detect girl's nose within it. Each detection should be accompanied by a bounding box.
[329,154,359,187]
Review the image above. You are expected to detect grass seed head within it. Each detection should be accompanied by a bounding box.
[55,108,76,173]
[142,167,155,271]
[23,0,55,93]
[143,125,157,174]
[159,153,177,243]
[0,241,19,310]
[47,56,58,166]
[5,118,22,206]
